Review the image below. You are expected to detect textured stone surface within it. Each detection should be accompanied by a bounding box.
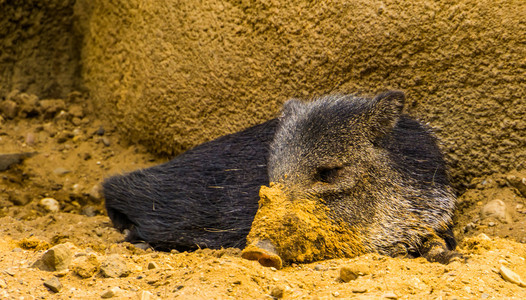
[3,0,525,188]
[79,0,526,187]
[0,0,81,98]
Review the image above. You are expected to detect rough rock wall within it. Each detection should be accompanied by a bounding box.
[80,0,525,187]
[0,0,81,99]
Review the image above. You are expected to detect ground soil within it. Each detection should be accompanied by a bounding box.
[1,93,525,299]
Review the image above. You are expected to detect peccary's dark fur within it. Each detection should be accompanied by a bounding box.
[268,91,457,262]
[103,90,457,263]
[103,119,278,251]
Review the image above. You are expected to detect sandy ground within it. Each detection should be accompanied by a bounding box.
[0,92,525,299]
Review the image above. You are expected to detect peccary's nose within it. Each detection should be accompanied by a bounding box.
[241,239,282,269]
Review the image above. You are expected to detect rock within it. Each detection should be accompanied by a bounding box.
[8,191,31,206]
[0,100,18,118]
[95,126,105,136]
[101,255,131,278]
[0,152,37,171]
[81,206,98,217]
[16,93,40,117]
[499,266,526,287]
[270,286,284,298]
[32,244,72,271]
[148,262,158,270]
[39,99,66,119]
[478,233,491,241]
[40,197,60,213]
[88,184,102,199]
[340,263,370,282]
[352,287,367,293]
[43,277,63,293]
[25,132,36,145]
[133,243,152,251]
[56,131,74,143]
[53,167,71,176]
[101,286,122,298]
[72,254,100,278]
[137,291,154,300]
[101,136,111,146]
[383,292,398,299]
[480,199,512,223]
[340,266,359,282]
[68,104,84,118]
[506,175,526,198]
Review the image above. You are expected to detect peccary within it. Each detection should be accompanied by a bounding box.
[104,90,458,265]
[103,119,278,251]
[242,91,458,268]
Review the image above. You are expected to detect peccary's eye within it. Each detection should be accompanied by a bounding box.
[315,167,342,184]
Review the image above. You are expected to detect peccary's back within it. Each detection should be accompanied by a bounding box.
[103,119,278,251]
[385,116,449,189]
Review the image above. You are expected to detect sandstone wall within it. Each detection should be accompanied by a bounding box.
[0,0,81,99]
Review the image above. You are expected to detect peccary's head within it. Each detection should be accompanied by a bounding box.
[243,91,456,268]
[269,91,405,191]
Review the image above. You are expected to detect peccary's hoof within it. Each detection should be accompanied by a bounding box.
[241,239,282,269]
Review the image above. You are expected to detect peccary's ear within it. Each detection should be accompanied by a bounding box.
[366,90,405,138]
[280,99,303,119]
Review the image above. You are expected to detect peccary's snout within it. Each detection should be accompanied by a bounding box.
[241,239,282,269]
[242,184,366,268]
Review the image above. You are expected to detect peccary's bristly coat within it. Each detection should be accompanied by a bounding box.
[104,90,457,264]
[103,119,278,251]
[267,91,457,261]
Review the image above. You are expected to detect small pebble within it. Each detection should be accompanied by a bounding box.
[0,100,18,118]
[480,199,512,223]
[478,233,491,241]
[53,167,71,176]
[383,291,398,299]
[26,132,36,145]
[88,184,102,199]
[95,126,105,136]
[339,266,358,282]
[134,243,152,250]
[101,137,111,146]
[270,286,284,298]
[40,197,60,213]
[101,255,131,278]
[352,287,367,293]
[43,277,62,293]
[0,278,6,288]
[137,290,154,300]
[101,287,121,298]
[82,206,97,217]
[314,264,327,271]
[148,262,158,270]
[499,265,526,287]
[32,244,72,271]
[56,131,73,143]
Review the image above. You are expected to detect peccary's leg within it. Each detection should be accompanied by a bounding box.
[419,232,462,264]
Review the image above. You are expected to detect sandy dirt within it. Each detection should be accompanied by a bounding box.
[1,92,525,299]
